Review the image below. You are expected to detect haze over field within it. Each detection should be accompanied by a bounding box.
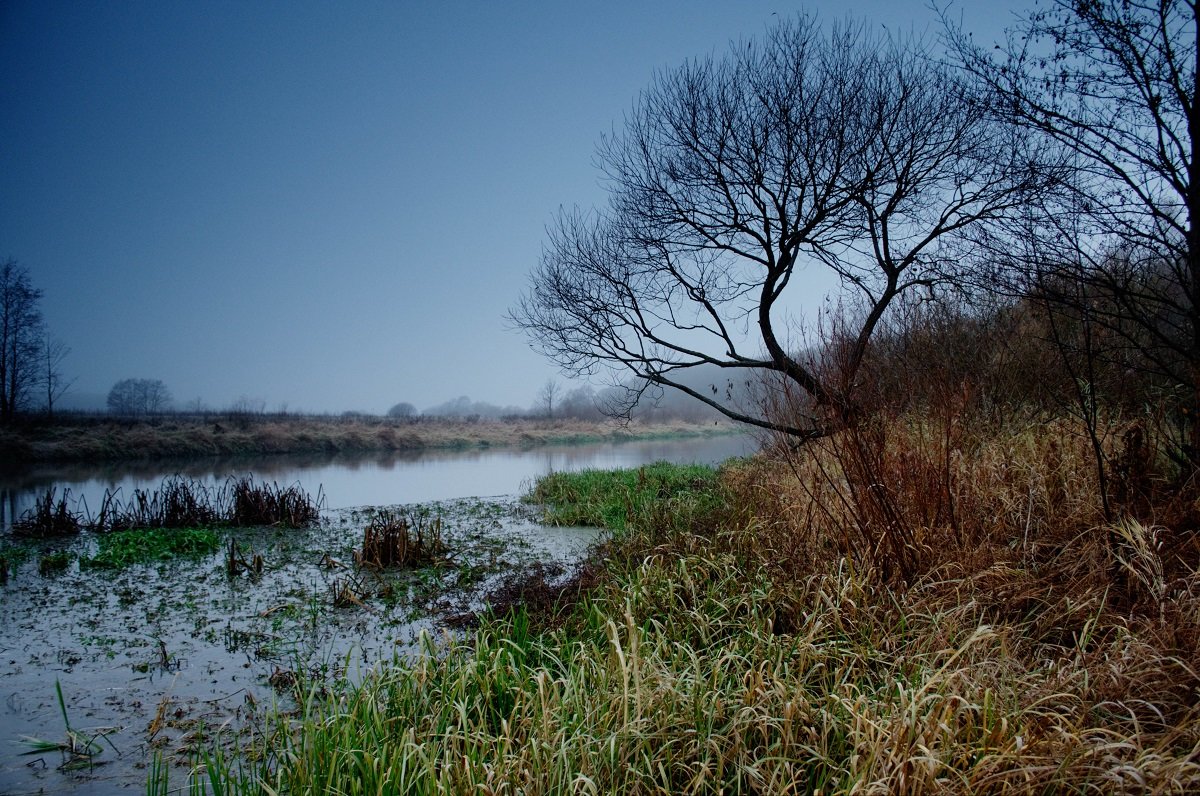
[0,0,1014,414]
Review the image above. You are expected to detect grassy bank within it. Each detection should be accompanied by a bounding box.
[156,415,1200,794]
[0,415,735,465]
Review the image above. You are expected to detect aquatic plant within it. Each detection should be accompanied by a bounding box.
[36,550,71,576]
[229,477,323,527]
[82,475,322,533]
[90,476,222,532]
[20,680,115,771]
[354,510,446,569]
[79,527,220,570]
[12,488,81,537]
[529,460,728,533]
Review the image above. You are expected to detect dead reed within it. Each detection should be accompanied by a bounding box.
[90,476,223,532]
[12,488,82,537]
[229,477,323,527]
[11,475,327,534]
[354,510,445,569]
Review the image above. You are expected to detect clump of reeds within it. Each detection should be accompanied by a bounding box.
[229,477,323,528]
[12,488,81,537]
[354,510,445,568]
[225,538,263,578]
[90,477,223,533]
[81,476,322,533]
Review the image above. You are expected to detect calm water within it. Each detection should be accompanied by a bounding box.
[0,433,755,795]
[0,433,757,530]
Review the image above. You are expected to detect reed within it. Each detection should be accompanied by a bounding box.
[90,476,223,532]
[229,477,323,527]
[354,510,446,569]
[11,488,81,537]
[153,417,1200,795]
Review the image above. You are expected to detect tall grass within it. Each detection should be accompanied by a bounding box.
[161,425,1200,794]
[12,476,323,537]
[530,461,729,534]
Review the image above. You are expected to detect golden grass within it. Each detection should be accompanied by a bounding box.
[154,413,1200,794]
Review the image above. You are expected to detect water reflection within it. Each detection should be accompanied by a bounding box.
[0,434,757,528]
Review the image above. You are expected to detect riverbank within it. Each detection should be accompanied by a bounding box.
[167,414,1200,794]
[0,415,738,466]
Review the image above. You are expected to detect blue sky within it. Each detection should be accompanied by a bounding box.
[0,0,1015,414]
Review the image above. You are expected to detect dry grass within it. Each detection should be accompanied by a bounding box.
[153,414,1200,795]
[354,510,447,569]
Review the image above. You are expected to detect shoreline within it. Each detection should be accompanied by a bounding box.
[0,415,742,467]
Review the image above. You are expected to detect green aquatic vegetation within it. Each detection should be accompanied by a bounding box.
[0,541,31,583]
[80,527,221,570]
[529,460,727,532]
[37,550,71,576]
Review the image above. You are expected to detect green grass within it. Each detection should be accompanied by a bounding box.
[528,460,728,532]
[81,527,221,569]
[149,451,1200,795]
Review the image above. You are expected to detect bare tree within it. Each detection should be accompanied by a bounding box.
[107,378,172,416]
[537,379,562,418]
[511,16,1044,440]
[40,336,73,418]
[0,259,44,424]
[944,0,1200,445]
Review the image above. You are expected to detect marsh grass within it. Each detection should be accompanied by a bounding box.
[14,475,324,535]
[80,527,221,569]
[230,478,324,527]
[154,420,1200,794]
[530,461,728,533]
[12,488,80,537]
[354,510,446,569]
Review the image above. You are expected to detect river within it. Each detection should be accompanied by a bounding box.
[0,433,754,795]
[0,433,756,530]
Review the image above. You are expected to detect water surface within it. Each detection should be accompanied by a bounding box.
[1,433,756,528]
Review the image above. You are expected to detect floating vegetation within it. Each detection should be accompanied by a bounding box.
[80,527,221,570]
[12,488,82,538]
[37,550,71,576]
[354,510,446,569]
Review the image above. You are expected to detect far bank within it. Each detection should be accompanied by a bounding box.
[0,414,742,467]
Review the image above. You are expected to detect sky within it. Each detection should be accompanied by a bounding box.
[0,0,1017,415]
